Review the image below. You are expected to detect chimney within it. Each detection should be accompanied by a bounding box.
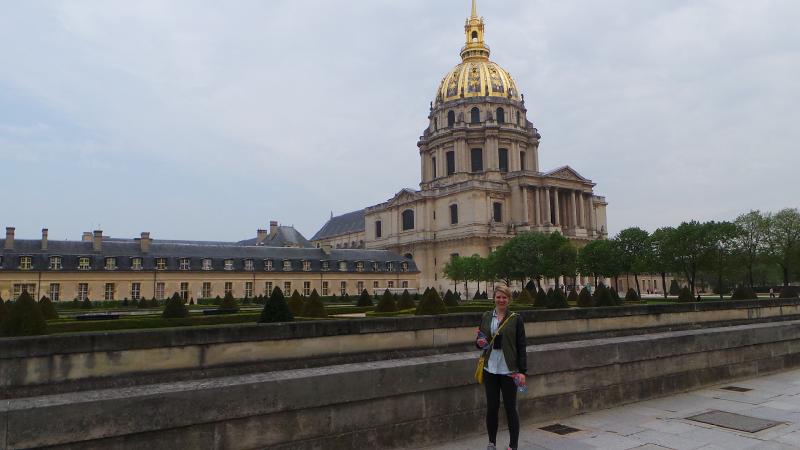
[4,227,14,250]
[257,229,268,245]
[41,229,49,251]
[140,232,151,253]
[82,232,92,242]
[93,230,103,252]
[321,243,332,256]
[269,221,279,238]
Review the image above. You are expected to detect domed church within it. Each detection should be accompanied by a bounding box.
[312,0,609,291]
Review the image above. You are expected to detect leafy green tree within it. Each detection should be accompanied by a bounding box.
[540,233,577,289]
[162,292,189,318]
[765,208,800,286]
[703,221,742,300]
[648,227,677,298]
[615,227,651,297]
[415,288,448,315]
[38,296,59,320]
[443,256,470,295]
[504,232,549,287]
[287,290,305,316]
[302,289,327,318]
[1,291,47,336]
[220,291,240,310]
[734,211,770,288]
[259,287,294,322]
[375,289,398,313]
[397,289,415,309]
[669,221,718,295]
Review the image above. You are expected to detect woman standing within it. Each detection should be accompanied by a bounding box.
[476,285,527,450]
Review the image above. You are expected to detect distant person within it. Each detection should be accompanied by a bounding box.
[770,288,775,298]
[475,285,527,450]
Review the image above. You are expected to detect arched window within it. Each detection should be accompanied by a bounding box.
[470,107,481,124]
[402,209,415,231]
[404,253,413,260]
[472,31,478,42]
[496,108,505,123]
[447,110,455,127]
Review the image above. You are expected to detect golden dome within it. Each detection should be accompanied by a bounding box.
[435,0,521,105]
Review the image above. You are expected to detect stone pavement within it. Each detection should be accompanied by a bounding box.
[415,368,800,449]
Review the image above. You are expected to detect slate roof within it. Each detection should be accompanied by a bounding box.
[0,239,418,274]
[311,210,366,241]
[237,226,314,248]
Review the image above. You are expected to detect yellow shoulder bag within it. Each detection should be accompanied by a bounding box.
[474,312,517,384]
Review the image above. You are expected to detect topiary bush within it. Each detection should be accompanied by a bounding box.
[547,288,569,309]
[81,297,93,309]
[625,288,640,302]
[287,290,305,316]
[534,288,548,308]
[730,286,758,300]
[302,289,327,318]
[669,279,681,296]
[610,288,622,305]
[678,286,694,302]
[122,298,129,307]
[260,287,294,323]
[443,289,459,307]
[577,288,595,307]
[415,289,448,315]
[779,286,799,299]
[566,289,578,304]
[220,292,239,310]
[39,296,59,320]
[356,290,373,307]
[0,295,7,323]
[0,291,47,337]
[162,292,190,318]
[593,285,615,307]
[375,289,398,313]
[398,289,415,309]
[516,289,534,305]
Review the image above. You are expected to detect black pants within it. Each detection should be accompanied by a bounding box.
[484,371,520,449]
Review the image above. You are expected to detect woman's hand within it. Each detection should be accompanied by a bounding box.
[514,373,526,386]
[476,337,488,348]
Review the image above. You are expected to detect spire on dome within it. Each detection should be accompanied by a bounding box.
[471,0,478,18]
[462,0,490,62]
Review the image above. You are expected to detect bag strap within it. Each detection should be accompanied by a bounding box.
[486,312,517,350]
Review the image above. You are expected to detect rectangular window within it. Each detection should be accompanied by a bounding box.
[202,282,212,298]
[78,283,89,301]
[78,257,91,270]
[264,260,273,271]
[245,282,253,298]
[303,281,311,296]
[356,262,364,272]
[202,259,213,271]
[402,281,409,289]
[520,151,526,171]
[105,257,117,271]
[322,261,330,271]
[498,148,509,173]
[303,261,311,271]
[156,258,167,270]
[431,156,437,178]
[180,282,189,300]
[179,258,190,271]
[339,261,348,271]
[372,262,380,272]
[387,262,394,272]
[450,204,458,225]
[224,282,233,295]
[401,262,409,272]
[446,151,455,175]
[493,202,503,223]
[49,256,62,271]
[49,283,60,301]
[282,260,292,271]
[373,281,379,289]
[264,281,273,295]
[284,281,291,295]
[19,256,32,270]
[340,281,347,296]
[322,281,329,296]
[104,283,115,301]
[224,260,234,271]
[357,281,364,293]
[375,221,382,238]
[388,281,395,289]
[471,148,483,172]
[131,282,141,301]
[131,258,143,271]
[12,284,35,299]
[244,259,254,271]
[155,282,165,300]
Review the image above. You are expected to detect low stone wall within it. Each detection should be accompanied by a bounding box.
[4,319,800,449]
[3,298,800,398]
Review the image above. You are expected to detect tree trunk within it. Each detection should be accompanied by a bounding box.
[634,273,641,297]
[718,273,724,300]
[661,272,667,298]
[748,263,754,289]
[783,265,790,287]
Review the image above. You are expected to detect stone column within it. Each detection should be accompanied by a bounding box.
[578,191,585,229]
[589,196,596,233]
[570,190,578,229]
[521,186,529,224]
[553,188,560,226]
[544,187,552,225]
[533,187,541,226]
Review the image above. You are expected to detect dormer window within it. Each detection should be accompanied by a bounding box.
[202,258,212,271]
[322,261,330,271]
[372,261,380,272]
[78,257,91,271]
[338,261,348,272]
[356,261,364,272]
[401,262,409,272]
[49,256,62,271]
[179,258,191,271]
[131,257,143,271]
[264,259,273,271]
[244,259,254,271]
[302,260,311,271]
[224,259,234,271]
[282,260,292,271]
[387,262,395,272]
[105,257,117,271]
[156,258,167,270]
[19,256,32,270]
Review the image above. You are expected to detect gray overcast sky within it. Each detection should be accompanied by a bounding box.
[1,0,798,242]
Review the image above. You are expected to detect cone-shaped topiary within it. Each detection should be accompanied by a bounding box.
[357,289,373,307]
[0,295,7,323]
[547,288,569,309]
[566,289,578,304]
[39,296,59,320]
[0,291,47,337]
[162,292,189,318]
[242,296,251,305]
[132,298,139,308]
[779,286,799,299]
[287,290,305,316]
[443,289,459,307]
[375,289,398,313]
[731,286,758,300]
[189,297,195,305]
[220,291,239,310]
[625,288,640,302]
[302,289,327,318]
[534,288,548,308]
[398,289,415,309]
[594,285,615,307]
[415,288,448,315]
[678,286,694,302]
[473,290,482,300]
[610,288,622,305]
[413,292,420,301]
[260,287,294,323]
[669,279,681,296]
[516,289,534,305]
[81,297,92,309]
[577,287,595,307]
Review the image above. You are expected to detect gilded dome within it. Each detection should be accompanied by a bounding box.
[434,0,521,106]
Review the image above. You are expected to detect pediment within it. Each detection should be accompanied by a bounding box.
[387,188,422,206]
[544,166,589,182]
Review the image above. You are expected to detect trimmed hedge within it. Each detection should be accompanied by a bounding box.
[162,293,189,319]
[678,286,695,302]
[593,285,615,307]
[397,290,415,309]
[375,289,398,313]
[577,288,595,307]
[669,279,681,296]
[357,290,373,307]
[287,290,305,316]
[415,289,448,315]
[516,289,534,305]
[220,292,240,310]
[260,287,294,323]
[534,288,548,308]
[779,286,799,299]
[1,291,48,336]
[566,289,578,304]
[39,296,59,320]
[443,289,459,307]
[730,286,757,300]
[302,289,327,318]
[625,288,640,302]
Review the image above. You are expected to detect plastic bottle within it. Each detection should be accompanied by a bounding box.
[511,374,528,393]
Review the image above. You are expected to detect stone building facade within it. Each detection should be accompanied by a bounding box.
[313,1,609,291]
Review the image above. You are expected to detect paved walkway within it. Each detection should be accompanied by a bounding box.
[416,369,800,449]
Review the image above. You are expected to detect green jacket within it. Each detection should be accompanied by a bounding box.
[478,310,527,374]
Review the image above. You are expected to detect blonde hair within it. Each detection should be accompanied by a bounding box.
[493,284,512,299]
